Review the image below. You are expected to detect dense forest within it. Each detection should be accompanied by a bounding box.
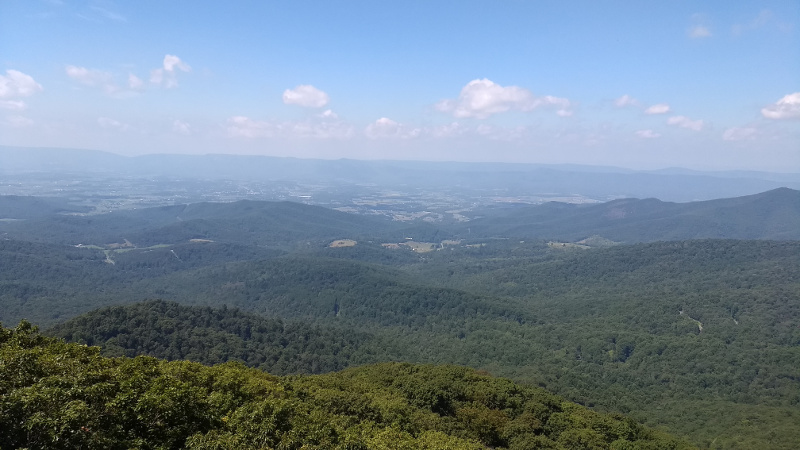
[47,300,390,375]
[2,191,799,448]
[1,322,692,449]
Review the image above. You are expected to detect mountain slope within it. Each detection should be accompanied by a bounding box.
[27,239,800,447]
[46,300,394,375]
[4,145,799,201]
[463,187,800,242]
[1,322,693,449]
[3,187,798,246]
[0,199,407,246]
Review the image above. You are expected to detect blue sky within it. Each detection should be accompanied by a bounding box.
[1,0,798,171]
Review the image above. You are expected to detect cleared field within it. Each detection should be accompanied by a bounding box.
[329,239,357,248]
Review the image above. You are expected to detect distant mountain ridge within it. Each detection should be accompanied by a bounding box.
[0,199,416,246]
[3,145,799,201]
[3,187,797,245]
[463,187,800,242]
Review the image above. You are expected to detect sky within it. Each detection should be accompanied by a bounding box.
[1,0,799,171]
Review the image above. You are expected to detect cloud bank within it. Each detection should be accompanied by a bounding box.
[283,85,329,108]
[667,115,704,131]
[436,79,572,119]
[0,69,43,110]
[761,93,800,119]
[150,55,191,88]
[645,104,671,115]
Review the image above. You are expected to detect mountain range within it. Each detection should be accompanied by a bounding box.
[3,146,800,201]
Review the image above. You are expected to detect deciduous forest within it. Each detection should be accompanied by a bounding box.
[2,190,799,448]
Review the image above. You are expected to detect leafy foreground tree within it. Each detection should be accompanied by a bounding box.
[0,322,691,449]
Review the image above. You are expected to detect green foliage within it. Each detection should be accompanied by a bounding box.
[47,300,383,375]
[2,192,799,449]
[0,324,692,449]
[30,239,799,448]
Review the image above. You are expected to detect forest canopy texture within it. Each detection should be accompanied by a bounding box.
[1,191,799,448]
[0,322,692,449]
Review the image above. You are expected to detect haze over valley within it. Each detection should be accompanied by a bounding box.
[2,152,799,448]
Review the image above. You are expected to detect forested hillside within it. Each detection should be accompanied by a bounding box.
[460,187,800,241]
[0,200,409,246]
[48,300,397,375]
[2,191,799,447]
[0,195,91,218]
[1,322,692,449]
[27,239,800,448]
[2,188,799,247]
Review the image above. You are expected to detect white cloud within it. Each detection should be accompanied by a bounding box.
[436,79,571,119]
[364,117,421,139]
[4,115,34,128]
[635,129,661,139]
[65,65,143,97]
[163,55,191,72]
[150,54,191,88]
[556,109,573,117]
[614,94,639,107]
[688,25,711,38]
[645,103,671,115]
[172,120,191,135]
[65,65,128,95]
[431,122,465,138]
[128,74,144,90]
[761,93,800,120]
[290,121,354,139]
[472,123,528,141]
[0,100,26,110]
[722,127,757,141]
[667,115,705,131]
[148,71,162,84]
[226,115,352,140]
[318,109,338,119]
[227,116,275,138]
[282,85,330,108]
[97,117,131,131]
[0,70,43,99]
[66,65,113,88]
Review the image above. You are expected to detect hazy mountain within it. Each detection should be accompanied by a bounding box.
[0,195,91,219]
[3,188,798,246]
[3,146,799,201]
[463,187,800,242]
[0,199,408,246]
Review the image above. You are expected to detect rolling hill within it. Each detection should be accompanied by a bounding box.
[2,322,693,449]
[2,187,800,447]
[16,238,800,448]
[2,188,800,247]
[461,187,800,242]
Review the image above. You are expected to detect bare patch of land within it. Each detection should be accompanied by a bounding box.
[547,241,590,250]
[329,239,357,248]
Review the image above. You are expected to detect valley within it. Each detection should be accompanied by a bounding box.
[1,185,799,448]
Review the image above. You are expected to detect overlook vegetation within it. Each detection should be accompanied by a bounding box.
[1,190,799,448]
[1,322,692,449]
